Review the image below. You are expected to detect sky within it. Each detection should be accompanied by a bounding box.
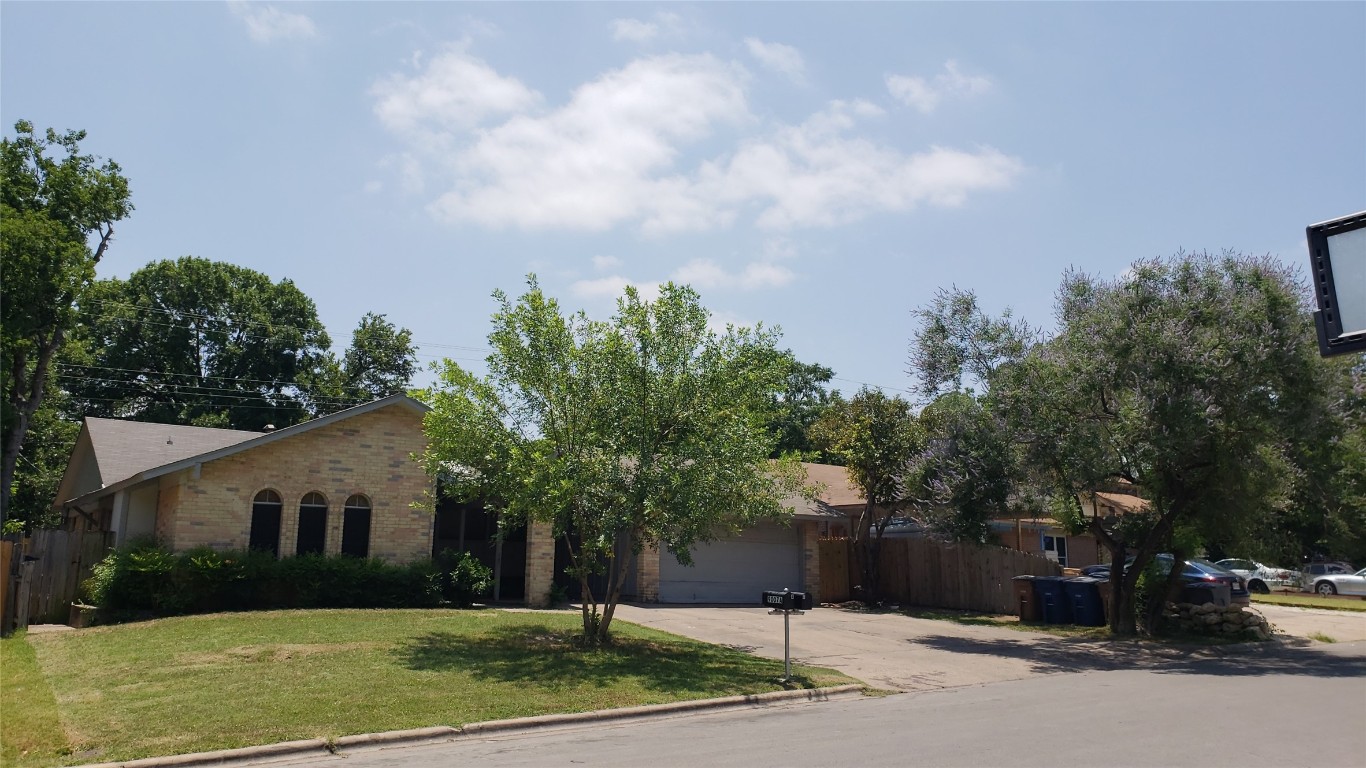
[3,2,1363,398]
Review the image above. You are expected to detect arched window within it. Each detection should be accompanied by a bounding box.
[296,492,328,556]
[341,494,372,558]
[249,490,283,557]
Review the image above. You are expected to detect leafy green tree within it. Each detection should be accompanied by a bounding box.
[766,352,837,458]
[808,387,923,604]
[304,312,418,415]
[67,257,334,430]
[421,278,799,643]
[916,391,1019,544]
[1,120,132,524]
[988,253,1336,635]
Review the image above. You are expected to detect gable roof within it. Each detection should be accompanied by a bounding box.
[86,419,263,489]
[58,394,430,508]
[801,462,865,507]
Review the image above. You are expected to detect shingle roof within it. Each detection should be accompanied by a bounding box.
[85,418,262,488]
[800,462,865,507]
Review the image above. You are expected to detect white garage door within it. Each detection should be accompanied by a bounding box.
[658,521,802,603]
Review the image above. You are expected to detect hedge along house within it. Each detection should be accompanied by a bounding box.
[54,394,435,564]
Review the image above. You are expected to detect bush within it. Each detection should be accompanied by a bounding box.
[81,543,447,622]
[437,549,494,607]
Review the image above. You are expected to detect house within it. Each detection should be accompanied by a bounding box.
[989,490,1149,568]
[54,394,435,564]
[53,406,865,607]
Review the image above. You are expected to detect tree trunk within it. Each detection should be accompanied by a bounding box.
[856,500,879,604]
[2,330,59,526]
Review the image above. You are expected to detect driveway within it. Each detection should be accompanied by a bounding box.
[612,603,1362,692]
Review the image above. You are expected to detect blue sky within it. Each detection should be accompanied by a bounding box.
[3,2,1363,397]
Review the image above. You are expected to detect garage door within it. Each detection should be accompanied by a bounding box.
[658,521,802,603]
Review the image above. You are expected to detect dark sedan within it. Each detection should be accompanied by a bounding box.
[1078,555,1250,605]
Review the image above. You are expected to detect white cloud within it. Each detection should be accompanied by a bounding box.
[745,38,805,82]
[427,53,750,231]
[611,12,682,43]
[671,259,795,291]
[612,18,658,42]
[375,51,1022,235]
[229,2,317,43]
[570,275,661,301]
[886,60,992,114]
[372,49,541,136]
[592,255,623,271]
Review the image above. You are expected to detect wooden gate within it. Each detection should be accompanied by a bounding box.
[1,529,112,634]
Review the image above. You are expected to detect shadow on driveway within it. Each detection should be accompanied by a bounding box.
[908,634,1366,679]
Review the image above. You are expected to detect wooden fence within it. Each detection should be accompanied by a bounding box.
[818,536,1062,614]
[1,529,112,634]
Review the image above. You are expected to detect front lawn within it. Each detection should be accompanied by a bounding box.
[3,609,853,767]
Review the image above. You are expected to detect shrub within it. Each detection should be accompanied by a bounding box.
[82,543,450,623]
[437,549,494,607]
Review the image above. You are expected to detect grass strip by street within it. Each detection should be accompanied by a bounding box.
[5,608,854,767]
[1251,593,1366,612]
[0,632,69,768]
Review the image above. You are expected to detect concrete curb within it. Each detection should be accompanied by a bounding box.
[81,685,865,767]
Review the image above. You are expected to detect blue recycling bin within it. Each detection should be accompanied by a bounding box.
[1032,576,1073,624]
[1062,576,1105,626]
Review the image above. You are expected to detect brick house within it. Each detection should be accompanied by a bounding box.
[989,490,1149,568]
[54,394,434,564]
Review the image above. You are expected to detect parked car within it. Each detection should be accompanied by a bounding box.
[1076,556,1250,605]
[1155,555,1251,606]
[1305,566,1366,596]
[1215,558,1299,594]
[1300,561,1357,592]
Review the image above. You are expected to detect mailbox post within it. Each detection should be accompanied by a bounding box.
[762,588,812,682]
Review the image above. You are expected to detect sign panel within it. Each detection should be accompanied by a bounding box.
[1308,211,1366,357]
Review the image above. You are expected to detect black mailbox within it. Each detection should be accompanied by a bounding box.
[762,590,812,611]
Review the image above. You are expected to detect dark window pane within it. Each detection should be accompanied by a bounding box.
[341,508,371,558]
[297,506,327,556]
[250,502,282,557]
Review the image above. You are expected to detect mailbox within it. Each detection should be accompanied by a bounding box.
[762,590,812,611]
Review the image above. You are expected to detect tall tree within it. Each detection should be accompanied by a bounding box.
[988,253,1337,635]
[1,121,132,523]
[766,352,837,458]
[305,312,419,415]
[808,387,923,604]
[422,278,800,643]
[67,257,334,430]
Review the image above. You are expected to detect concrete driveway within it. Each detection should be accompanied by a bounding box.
[612,602,1361,692]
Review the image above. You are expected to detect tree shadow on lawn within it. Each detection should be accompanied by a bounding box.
[908,634,1366,679]
[395,625,789,693]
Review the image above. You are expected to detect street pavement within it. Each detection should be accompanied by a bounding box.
[257,640,1366,768]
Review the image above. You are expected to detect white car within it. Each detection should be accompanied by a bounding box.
[1215,558,1299,594]
[1307,567,1366,597]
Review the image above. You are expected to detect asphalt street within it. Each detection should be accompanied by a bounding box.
[258,640,1366,768]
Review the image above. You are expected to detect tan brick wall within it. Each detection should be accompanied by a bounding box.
[524,519,555,607]
[165,405,433,564]
[156,474,183,548]
[634,544,661,602]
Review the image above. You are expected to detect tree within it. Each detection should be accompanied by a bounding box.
[808,388,923,604]
[304,312,419,415]
[988,253,1338,634]
[66,257,336,430]
[1,121,132,524]
[915,391,1019,544]
[766,352,837,458]
[421,278,800,643]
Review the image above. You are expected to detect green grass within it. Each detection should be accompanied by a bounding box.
[1251,593,1366,612]
[1307,632,1338,643]
[4,609,852,767]
[1,632,71,768]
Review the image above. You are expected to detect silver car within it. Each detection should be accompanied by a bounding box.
[1300,561,1357,593]
[1215,558,1299,594]
[1306,566,1366,597]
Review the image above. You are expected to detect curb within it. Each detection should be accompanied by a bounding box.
[81,685,865,767]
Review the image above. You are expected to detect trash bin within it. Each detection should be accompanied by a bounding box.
[1012,575,1040,622]
[1032,576,1073,624]
[1062,576,1105,626]
[1181,582,1231,607]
